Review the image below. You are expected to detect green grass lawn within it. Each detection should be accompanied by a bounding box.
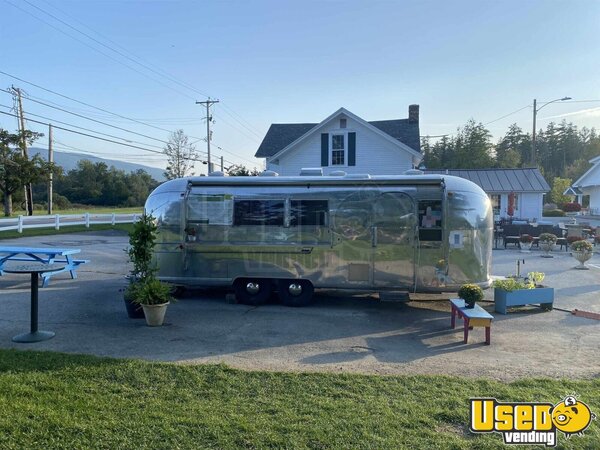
[0,223,133,240]
[0,349,597,449]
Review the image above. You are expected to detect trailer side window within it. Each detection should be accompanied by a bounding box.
[290,200,328,226]
[418,200,442,241]
[233,200,284,226]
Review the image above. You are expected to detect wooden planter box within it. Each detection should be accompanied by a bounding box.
[494,287,554,314]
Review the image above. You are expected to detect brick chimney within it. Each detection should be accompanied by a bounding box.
[408,104,419,124]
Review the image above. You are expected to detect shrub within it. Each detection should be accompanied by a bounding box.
[493,278,534,291]
[53,194,72,210]
[519,234,533,243]
[527,272,545,286]
[571,240,593,252]
[542,209,565,217]
[543,203,558,210]
[539,233,557,243]
[132,277,173,305]
[562,202,582,212]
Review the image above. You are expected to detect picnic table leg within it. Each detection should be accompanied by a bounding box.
[463,318,469,344]
[485,326,491,345]
[451,306,456,329]
[66,254,77,280]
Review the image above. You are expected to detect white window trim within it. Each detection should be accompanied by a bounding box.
[330,131,348,167]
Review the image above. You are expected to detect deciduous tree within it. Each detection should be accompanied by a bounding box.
[163,129,199,180]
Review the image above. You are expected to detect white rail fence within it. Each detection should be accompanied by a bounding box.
[0,213,140,233]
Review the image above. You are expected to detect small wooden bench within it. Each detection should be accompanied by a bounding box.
[450,299,493,345]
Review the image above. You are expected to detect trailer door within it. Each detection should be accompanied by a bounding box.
[372,192,416,288]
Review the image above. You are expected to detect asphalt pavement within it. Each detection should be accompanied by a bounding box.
[0,230,598,380]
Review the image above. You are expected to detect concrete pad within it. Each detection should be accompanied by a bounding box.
[0,231,598,381]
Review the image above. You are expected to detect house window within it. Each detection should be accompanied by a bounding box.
[340,118,347,129]
[489,194,501,216]
[331,134,345,166]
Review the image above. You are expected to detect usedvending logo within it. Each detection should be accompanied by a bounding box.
[470,395,596,446]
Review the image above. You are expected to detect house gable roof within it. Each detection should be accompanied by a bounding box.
[424,168,550,193]
[572,156,600,188]
[255,107,421,158]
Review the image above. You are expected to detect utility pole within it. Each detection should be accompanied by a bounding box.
[220,156,224,172]
[195,98,219,174]
[48,124,53,215]
[531,99,537,166]
[13,86,33,215]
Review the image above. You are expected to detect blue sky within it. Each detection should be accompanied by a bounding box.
[1,0,599,173]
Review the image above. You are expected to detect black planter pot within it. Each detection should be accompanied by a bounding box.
[464,299,476,309]
[124,294,145,319]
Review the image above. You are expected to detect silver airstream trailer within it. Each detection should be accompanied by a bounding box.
[145,171,492,306]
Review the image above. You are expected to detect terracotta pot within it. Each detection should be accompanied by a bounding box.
[141,302,170,326]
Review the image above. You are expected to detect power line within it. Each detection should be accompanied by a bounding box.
[0,103,167,151]
[11,1,267,143]
[0,72,258,165]
[6,0,196,101]
[484,105,531,126]
[0,91,171,146]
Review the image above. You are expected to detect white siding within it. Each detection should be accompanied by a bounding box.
[266,115,419,176]
[582,186,600,213]
[519,193,543,220]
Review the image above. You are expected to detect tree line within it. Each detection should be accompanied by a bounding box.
[421,119,600,183]
[1,127,158,216]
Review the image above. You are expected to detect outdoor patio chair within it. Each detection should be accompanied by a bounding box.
[503,224,522,248]
[552,226,568,251]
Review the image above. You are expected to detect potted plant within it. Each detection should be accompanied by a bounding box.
[184,226,197,242]
[538,233,557,258]
[519,234,533,252]
[493,272,554,314]
[133,277,173,326]
[124,213,171,326]
[124,214,158,319]
[571,239,593,270]
[458,283,484,309]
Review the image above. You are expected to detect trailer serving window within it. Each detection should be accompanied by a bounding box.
[233,200,285,226]
[418,200,442,241]
[290,200,328,226]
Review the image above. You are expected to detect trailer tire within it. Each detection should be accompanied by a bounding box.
[234,278,272,306]
[277,279,314,307]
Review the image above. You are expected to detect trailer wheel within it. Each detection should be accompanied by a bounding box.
[277,279,314,307]
[234,278,272,306]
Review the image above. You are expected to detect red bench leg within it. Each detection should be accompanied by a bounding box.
[463,319,469,343]
[485,326,491,345]
[451,307,456,329]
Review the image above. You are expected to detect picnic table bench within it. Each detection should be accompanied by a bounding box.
[450,298,493,345]
[0,246,88,287]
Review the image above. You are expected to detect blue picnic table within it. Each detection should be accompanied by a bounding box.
[0,246,89,287]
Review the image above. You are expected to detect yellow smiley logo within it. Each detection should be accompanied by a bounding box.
[551,396,596,436]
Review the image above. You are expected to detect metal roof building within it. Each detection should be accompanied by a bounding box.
[425,168,550,220]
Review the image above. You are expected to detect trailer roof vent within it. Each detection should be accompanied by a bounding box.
[299,167,323,176]
[404,168,424,175]
[330,170,347,176]
[344,173,371,179]
[259,170,279,177]
[208,171,225,177]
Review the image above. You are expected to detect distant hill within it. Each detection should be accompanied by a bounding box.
[28,147,165,181]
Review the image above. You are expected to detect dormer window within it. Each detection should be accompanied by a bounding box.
[340,118,347,129]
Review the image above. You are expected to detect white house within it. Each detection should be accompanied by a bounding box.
[255,106,422,176]
[568,156,600,213]
[425,168,550,221]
